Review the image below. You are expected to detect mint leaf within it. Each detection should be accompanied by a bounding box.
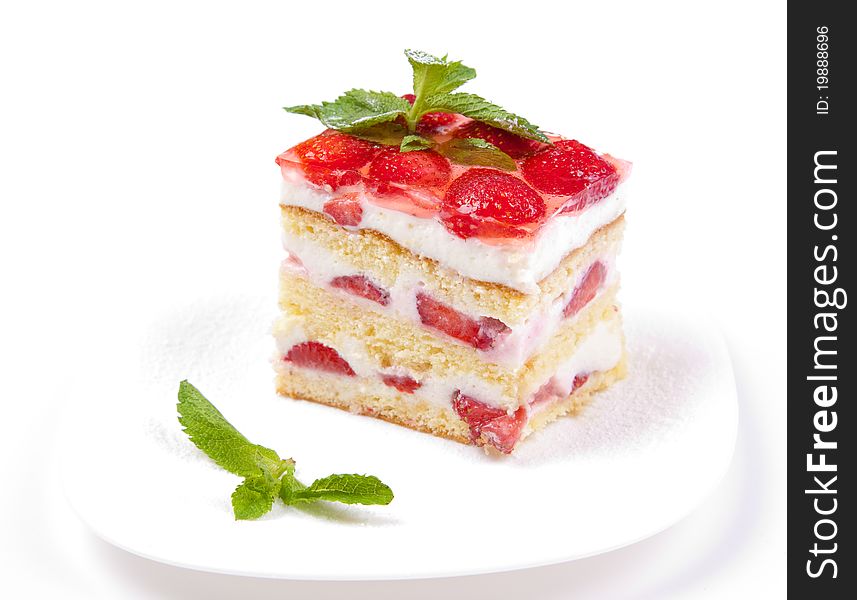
[177,381,282,477]
[283,104,322,119]
[284,50,546,149]
[399,134,433,152]
[292,474,394,506]
[351,122,409,146]
[425,92,549,143]
[277,471,307,506]
[285,89,410,132]
[232,473,278,520]
[437,137,517,171]
[405,49,476,98]
[404,49,476,133]
[178,381,395,520]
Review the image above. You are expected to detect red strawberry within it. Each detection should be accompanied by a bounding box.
[529,378,564,406]
[401,94,457,132]
[330,274,390,306]
[323,196,362,226]
[441,169,545,239]
[452,391,527,454]
[380,373,422,394]
[368,147,451,187]
[284,341,355,376]
[303,165,362,190]
[522,140,620,211]
[293,130,380,170]
[453,121,547,158]
[563,261,606,318]
[415,292,510,351]
[572,373,590,392]
[418,112,457,131]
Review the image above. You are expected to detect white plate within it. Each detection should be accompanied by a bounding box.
[62,296,737,580]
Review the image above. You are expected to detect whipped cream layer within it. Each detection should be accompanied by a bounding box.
[274,317,624,411]
[279,171,627,293]
[280,234,618,368]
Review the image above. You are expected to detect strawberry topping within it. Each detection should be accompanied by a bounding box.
[284,341,355,376]
[380,373,422,394]
[368,147,451,187]
[441,169,545,239]
[522,140,620,211]
[330,274,391,306]
[453,121,547,159]
[303,165,362,190]
[452,391,527,454]
[322,196,362,226]
[292,130,380,170]
[563,261,607,318]
[415,292,510,351]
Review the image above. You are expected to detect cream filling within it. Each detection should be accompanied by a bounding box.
[279,171,627,294]
[280,234,618,368]
[273,317,623,411]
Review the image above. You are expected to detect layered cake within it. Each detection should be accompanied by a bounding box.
[273,51,631,453]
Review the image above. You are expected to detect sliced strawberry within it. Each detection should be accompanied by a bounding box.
[362,181,441,218]
[441,169,545,239]
[453,121,547,159]
[480,407,527,454]
[304,165,362,190]
[322,196,362,227]
[368,147,451,188]
[572,373,590,392]
[476,317,511,349]
[330,274,390,306]
[401,94,457,132]
[563,261,607,318]
[284,341,355,376]
[452,391,527,454]
[529,378,564,406]
[522,140,620,210]
[415,292,510,350]
[418,111,457,132]
[281,252,307,275]
[292,130,379,170]
[380,373,422,394]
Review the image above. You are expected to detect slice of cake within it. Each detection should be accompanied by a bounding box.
[273,50,631,453]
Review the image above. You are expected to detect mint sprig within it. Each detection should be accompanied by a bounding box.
[284,49,549,152]
[177,381,393,520]
[287,89,411,133]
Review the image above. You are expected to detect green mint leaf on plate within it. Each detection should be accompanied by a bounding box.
[177,381,394,520]
[277,471,307,506]
[437,137,517,171]
[399,134,434,152]
[291,474,394,506]
[232,473,279,520]
[285,89,410,132]
[177,380,283,477]
[425,92,549,143]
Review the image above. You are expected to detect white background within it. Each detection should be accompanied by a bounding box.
[0,0,785,598]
